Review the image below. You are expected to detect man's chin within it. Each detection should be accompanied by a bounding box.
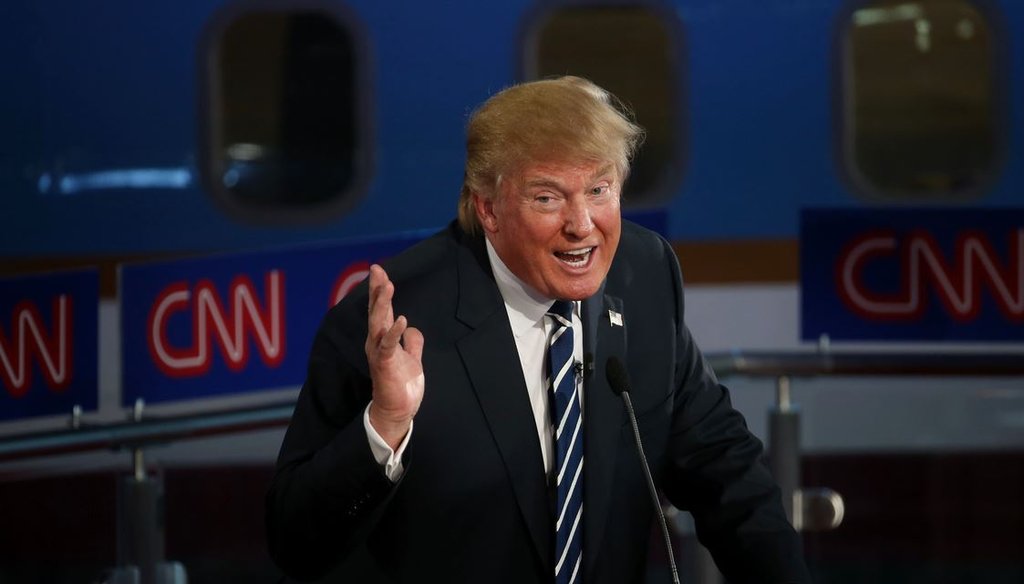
[550,280,604,301]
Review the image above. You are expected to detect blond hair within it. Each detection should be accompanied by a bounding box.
[457,76,644,234]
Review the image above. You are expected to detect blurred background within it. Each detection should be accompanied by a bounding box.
[1,0,1022,582]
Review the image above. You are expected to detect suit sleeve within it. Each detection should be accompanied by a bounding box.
[656,238,811,584]
[265,302,400,581]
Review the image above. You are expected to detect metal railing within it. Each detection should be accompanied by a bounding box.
[3,351,1021,463]
[1,350,1022,583]
[683,348,1024,584]
[707,350,1024,378]
[0,399,295,463]
[708,348,1024,526]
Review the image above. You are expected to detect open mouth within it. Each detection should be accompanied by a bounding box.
[554,247,593,267]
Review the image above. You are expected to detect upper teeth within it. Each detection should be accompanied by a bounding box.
[563,248,592,255]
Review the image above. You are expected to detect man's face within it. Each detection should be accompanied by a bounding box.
[474,159,622,300]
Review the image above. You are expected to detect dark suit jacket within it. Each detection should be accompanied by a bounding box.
[267,220,810,583]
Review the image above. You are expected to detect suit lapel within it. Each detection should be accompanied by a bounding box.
[582,292,626,581]
[453,234,552,571]
[450,229,629,577]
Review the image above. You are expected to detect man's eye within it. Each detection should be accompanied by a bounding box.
[536,196,552,204]
[591,186,608,196]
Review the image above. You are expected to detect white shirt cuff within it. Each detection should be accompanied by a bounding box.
[363,403,411,482]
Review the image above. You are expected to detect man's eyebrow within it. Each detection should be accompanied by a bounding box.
[592,164,615,179]
[523,177,564,189]
[523,165,617,189]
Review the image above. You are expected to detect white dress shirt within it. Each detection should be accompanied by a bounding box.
[484,239,584,478]
[365,238,583,481]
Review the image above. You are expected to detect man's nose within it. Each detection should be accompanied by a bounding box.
[563,200,594,237]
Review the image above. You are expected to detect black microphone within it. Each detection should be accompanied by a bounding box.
[606,357,680,584]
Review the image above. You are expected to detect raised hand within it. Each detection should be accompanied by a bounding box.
[364,264,425,450]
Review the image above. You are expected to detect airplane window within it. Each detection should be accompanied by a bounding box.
[201,8,369,222]
[526,6,684,207]
[841,0,999,199]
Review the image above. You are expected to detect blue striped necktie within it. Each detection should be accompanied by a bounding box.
[547,300,583,584]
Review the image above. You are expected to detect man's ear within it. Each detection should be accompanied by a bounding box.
[473,192,499,234]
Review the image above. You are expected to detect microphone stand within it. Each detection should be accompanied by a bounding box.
[619,389,681,584]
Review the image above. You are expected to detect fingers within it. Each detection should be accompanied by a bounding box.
[379,315,408,352]
[366,264,392,356]
[404,326,424,362]
[366,265,421,358]
[367,264,394,339]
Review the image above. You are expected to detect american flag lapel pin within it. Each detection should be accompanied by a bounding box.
[608,310,623,327]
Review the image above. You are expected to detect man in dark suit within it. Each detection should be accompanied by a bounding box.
[267,76,810,583]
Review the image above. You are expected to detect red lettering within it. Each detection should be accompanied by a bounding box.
[147,271,286,377]
[330,261,370,306]
[0,296,73,397]
[837,229,1024,322]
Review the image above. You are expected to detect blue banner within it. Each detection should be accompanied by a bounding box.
[0,270,99,421]
[801,209,1024,342]
[120,232,428,406]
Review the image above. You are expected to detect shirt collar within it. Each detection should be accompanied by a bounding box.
[485,237,558,338]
